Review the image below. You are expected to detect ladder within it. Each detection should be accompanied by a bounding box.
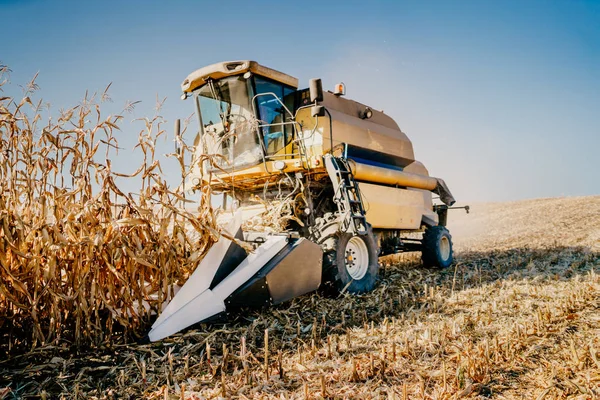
[324,154,368,235]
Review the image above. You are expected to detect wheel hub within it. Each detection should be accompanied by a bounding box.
[440,236,451,260]
[344,236,369,280]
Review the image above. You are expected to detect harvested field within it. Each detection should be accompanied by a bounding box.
[2,195,599,399]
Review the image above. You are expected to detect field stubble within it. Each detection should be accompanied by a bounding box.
[4,193,599,400]
[4,197,597,399]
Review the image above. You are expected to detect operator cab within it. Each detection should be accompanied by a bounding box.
[182,61,300,172]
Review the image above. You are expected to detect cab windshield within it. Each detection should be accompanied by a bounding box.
[195,74,297,172]
[196,76,261,170]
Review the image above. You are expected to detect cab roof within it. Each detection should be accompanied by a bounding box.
[181,61,299,93]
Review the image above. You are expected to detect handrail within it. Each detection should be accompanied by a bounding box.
[252,92,309,172]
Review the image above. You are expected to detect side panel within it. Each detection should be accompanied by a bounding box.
[360,182,426,229]
[295,90,416,168]
[225,238,322,308]
[266,239,322,304]
[404,161,439,226]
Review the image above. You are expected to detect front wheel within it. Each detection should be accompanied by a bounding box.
[421,225,453,268]
[329,229,379,294]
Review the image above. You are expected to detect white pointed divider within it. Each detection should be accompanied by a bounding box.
[151,211,242,329]
[148,219,288,341]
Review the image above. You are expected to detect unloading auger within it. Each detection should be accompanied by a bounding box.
[149,61,459,341]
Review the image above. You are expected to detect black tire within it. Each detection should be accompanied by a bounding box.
[421,225,453,268]
[327,228,379,294]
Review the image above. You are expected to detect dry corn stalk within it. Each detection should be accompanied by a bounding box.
[0,67,220,350]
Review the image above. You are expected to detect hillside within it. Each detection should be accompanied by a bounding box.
[449,196,600,251]
[2,196,599,399]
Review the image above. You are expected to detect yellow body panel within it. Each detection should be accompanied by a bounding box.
[295,92,415,164]
[200,158,325,190]
[360,183,428,229]
[182,60,298,93]
[206,159,305,180]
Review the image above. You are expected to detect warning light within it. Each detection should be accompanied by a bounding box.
[334,82,346,96]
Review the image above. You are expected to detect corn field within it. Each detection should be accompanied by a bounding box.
[0,66,219,351]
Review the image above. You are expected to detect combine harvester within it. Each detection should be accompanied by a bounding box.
[149,61,461,341]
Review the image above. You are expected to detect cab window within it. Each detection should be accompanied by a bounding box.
[254,77,295,156]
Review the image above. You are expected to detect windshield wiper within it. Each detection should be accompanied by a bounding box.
[207,79,229,132]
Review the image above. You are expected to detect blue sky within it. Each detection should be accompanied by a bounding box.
[2,0,599,202]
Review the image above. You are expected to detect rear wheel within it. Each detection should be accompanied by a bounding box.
[421,225,453,268]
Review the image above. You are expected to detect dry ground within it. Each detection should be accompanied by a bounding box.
[1,195,599,399]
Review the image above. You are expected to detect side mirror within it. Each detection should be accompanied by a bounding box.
[309,78,323,103]
[174,119,181,154]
